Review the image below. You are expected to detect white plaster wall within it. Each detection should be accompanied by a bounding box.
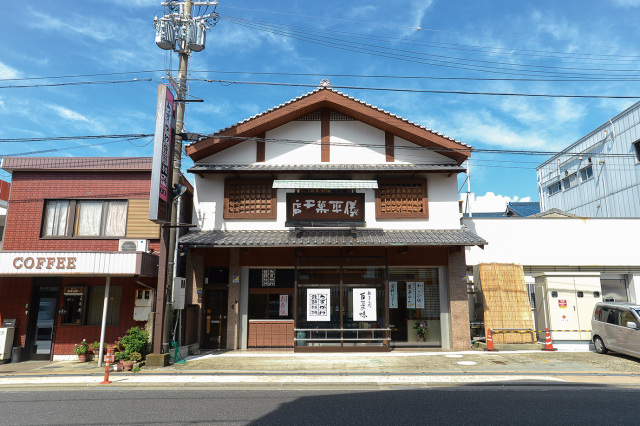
[194,173,461,231]
[203,140,257,164]
[265,121,321,164]
[394,136,455,164]
[330,121,386,163]
[464,217,640,266]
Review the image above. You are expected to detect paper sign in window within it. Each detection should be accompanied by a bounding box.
[307,289,331,321]
[353,288,376,321]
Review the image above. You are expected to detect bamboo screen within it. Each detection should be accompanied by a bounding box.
[480,263,535,344]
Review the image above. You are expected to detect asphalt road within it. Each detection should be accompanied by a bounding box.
[1,386,638,425]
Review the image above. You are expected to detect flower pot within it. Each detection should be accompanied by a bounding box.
[416,334,426,342]
[77,354,89,362]
[122,360,134,371]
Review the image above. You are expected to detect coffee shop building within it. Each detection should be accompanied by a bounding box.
[181,85,486,352]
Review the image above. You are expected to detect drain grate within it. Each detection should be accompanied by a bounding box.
[491,360,506,365]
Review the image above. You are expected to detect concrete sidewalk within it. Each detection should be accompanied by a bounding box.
[0,349,639,388]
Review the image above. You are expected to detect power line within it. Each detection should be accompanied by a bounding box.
[0,70,165,82]
[219,15,640,78]
[0,78,153,90]
[216,5,634,52]
[0,134,153,143]
[197,78,640,99]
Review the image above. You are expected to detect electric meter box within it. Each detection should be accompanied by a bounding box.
[133,289,154,321]
[172,277,186,310]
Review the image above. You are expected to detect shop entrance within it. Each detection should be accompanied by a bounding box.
[26,282,61,360]
[294,254,390,351]
[201,288,228,349]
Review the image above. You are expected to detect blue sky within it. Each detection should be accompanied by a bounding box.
[2,0,640,212]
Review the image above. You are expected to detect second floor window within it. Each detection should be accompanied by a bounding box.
[42,199,127,238]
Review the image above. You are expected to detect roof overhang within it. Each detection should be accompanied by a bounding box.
[180,229,487,248]
[187,163,467,175]
[185,89,472,165]
[0,251,159,277]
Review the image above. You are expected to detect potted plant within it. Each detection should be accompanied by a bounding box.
[89,341,101,356]
[413,321,429,342]
[74,339,89,362]
[119,327,149,357]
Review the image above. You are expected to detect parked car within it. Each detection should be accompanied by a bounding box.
[591,302,640,359]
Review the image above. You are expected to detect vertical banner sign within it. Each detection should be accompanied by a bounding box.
[307,289,331,321]
[406,282,416,309]
[353,288,377,321]
[389,282,398,309]
[415,282,425,309]
[149,85,175,223]
[279,295,289,316]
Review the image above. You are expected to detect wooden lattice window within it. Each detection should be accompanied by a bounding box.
[375,180,428,219]
[224,180,277,219]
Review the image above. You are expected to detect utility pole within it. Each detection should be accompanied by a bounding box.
[153,0,218,355]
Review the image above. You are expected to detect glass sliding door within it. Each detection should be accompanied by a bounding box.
[296,257,341,347]
[295,255,389,350]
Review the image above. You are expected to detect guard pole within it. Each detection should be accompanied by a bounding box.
[100,348,113,385]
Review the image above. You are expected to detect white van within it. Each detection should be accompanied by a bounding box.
[591,302,640,359]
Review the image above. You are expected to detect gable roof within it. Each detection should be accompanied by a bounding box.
[505,201,541,217]
[185,87,472,164]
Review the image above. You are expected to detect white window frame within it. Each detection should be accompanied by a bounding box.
[547,181,561,196]
[580,165,593,183]
[562,173,577,191]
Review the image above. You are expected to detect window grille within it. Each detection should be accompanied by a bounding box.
[375,180,428,218]
[224,180,276,219]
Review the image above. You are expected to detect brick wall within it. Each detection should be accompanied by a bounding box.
[3,171,159,252]
[0,276,154,355]
[0,277,31,347]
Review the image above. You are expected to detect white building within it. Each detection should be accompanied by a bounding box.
[537,101,640,217]
[179,84,486,352]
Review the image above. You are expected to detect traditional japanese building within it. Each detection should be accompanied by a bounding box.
[180,84,486,352]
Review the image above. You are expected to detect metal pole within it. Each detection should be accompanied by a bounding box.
[466,159,472,217]
[97,276,111,368]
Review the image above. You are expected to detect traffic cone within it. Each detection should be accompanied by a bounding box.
[541,328,558,351]
[484,328,498,352]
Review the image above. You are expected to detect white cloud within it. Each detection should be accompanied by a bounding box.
[26,8,121,43]
[0,62,19,79]
[49,105,90,123]
[463,192,532,213]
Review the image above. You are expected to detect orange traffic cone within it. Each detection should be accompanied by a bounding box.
[484,328,498,352]
[541,328,558,351]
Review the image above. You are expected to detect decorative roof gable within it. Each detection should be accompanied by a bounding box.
[185,86,472,164]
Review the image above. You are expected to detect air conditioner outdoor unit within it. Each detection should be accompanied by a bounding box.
[118,239,149,252]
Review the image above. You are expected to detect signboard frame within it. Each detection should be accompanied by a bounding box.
[149,85,175,224]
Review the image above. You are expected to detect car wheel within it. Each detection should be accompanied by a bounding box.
[594,336,608,354]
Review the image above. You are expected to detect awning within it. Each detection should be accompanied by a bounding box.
[0,251,159,277]
[273,180,378,189]
[180,229,487,248]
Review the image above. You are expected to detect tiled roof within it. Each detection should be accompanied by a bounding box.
[193,87,469,149]
[188,163,466,174]
[506,202,541,217]
[180,229,487,247]
[462,212,505,218]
